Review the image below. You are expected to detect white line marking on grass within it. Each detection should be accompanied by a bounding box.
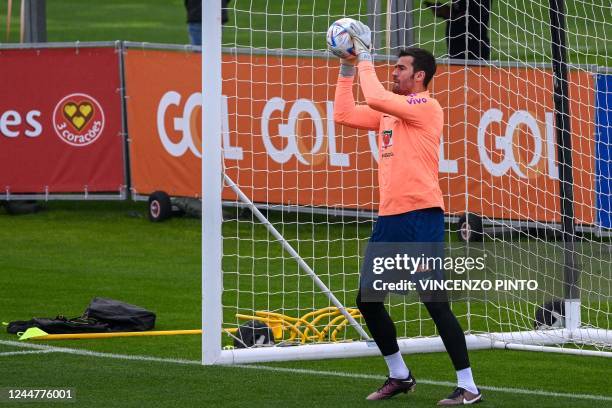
[237,364,612,402]
[0,340,200,366]
[0,349,56,357]
[1,340,611,402]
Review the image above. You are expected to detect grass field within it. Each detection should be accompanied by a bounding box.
[0,202,611,407]
[0,0,609,65]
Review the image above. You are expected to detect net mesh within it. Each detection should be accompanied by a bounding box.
[216,0,611,351]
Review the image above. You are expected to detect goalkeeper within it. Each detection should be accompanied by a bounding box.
[333,21,482,405]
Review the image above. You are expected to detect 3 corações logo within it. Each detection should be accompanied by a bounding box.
[53,93,105,147]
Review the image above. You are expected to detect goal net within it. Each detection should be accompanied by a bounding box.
[202,0,611,364]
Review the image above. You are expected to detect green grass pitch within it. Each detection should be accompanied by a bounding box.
[0,202,610,407]
[0,0,608,65]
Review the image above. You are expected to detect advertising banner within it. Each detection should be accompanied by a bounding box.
[596,74,611,229]
[125,49,595,224]
[0,47,125,194]
[124,49,202,198]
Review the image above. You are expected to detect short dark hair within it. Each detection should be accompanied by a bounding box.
[397,47,437,87]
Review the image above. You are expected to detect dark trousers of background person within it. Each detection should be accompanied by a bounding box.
[186,0,231,46]
[447,0,491,60]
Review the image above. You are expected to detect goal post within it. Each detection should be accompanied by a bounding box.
[201,0,223,365]
[202,0,611,365]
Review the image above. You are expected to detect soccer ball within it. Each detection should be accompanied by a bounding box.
[326,18,357,59]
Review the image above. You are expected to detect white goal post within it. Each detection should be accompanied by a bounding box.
[202,0,611,365]
[201,0,224,365]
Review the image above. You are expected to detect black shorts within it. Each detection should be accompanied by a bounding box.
[359,208,447,302]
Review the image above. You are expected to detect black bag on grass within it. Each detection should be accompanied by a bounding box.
[84,297,155,331]
[7,316,110,334]
[6,297,156,334]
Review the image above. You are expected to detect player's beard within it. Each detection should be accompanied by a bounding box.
[393,73,415,95]
[392,81,400,94]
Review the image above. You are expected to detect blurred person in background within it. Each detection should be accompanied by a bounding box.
[185,0,231,45]
[424,0,491,61]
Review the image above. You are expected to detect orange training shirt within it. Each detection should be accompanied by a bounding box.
[334,60,445,216]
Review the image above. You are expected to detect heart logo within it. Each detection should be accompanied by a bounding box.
[53,93,105,147]
[63,101,94,131]
[79,103,92,117]
[73,116,86,129]
[64,104,77,117]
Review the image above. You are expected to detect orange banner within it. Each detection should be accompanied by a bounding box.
[124,49,594,224]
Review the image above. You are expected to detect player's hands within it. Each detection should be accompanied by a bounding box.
[346,20,372,58]
[336,27,357,77]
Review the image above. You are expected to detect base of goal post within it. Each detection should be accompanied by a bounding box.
[213,328,612,364]
[491,328,612,358]
[214,335,491,364]
[492,327,612,345]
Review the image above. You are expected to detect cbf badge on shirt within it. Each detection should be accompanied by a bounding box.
[382,129,393,149]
